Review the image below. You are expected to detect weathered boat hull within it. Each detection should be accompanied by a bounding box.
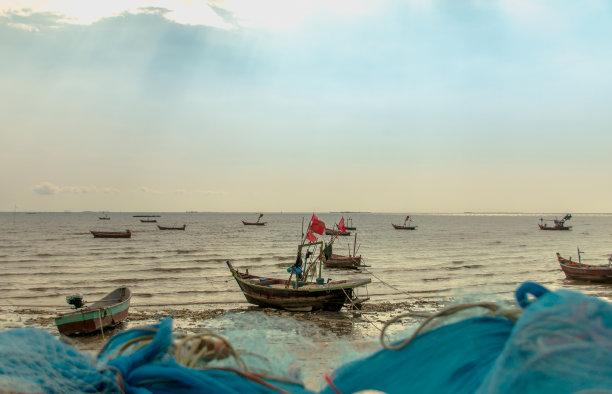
[323,254,363,269]
[557,253,612,282]
[392,224,417,230]
[325,229,351,236]
[157,225,186,230]
[242,221,266,226]
[54,287,131,335]
[226,262,369,311]
[539,225,571,231]
[90,230,131,238]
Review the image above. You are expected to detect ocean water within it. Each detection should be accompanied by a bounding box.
[2,211,612,313]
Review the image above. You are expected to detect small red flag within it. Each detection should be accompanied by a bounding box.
[309,213,326,235]
[406,215,410,221]
[306,231,317,243]
[338,217,346,233]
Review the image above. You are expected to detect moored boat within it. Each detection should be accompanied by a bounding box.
[157,224,186,230]
[325,228,351,236]
[228,214,370,311]
[539,214,572,230]
[54,287,132,335]
[140,219,157,223]
[242,213,266,226]
[90,230,131,238]
[227,260,370,311]
[392,215,417,230]
[557,250,612,282]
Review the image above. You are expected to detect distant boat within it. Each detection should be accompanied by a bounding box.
[140,219,157,223]
[323,233,363,269]
[344,217,356,231]
[242,213,266,226]
[90,230,131,238]
[392,215,417,230]
[54,287,131,335]
[325,228,351,236]
[133,215,161,218]
[557,250,612,282]
[539,214,572,230]
[98,213,110,220]
[157,224,186,230]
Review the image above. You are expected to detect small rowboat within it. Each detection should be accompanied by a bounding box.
[54,287,132,335]
[392,215,417,230]
[242,213,266,226]
[392,224,417,230]
[241,221,266,226]
[557,252,612,282]
[140,219,157,223]
[90,230,131,238]
[157,224,186,230]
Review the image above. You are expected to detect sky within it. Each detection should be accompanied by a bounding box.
[1,0,612,213]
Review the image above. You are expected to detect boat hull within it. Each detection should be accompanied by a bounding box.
[392,224,416,230]
[54,287,131,335]
[557,253,612,282]
[90,230,131,238]
[325,229,351,236]
[242,221,266,226]
[539,224,571,231]
[323,254,363,269]
[226,262,369,311]
[157,225,186,230]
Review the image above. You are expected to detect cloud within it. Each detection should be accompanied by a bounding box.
[32,182,118,195]
[0,1,232,31]
[33,182,59,195]
[140,186,162,194]
[197,189,226,195]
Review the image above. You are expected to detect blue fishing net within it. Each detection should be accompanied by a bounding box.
[0,328,120,393]
[322,282,612,394]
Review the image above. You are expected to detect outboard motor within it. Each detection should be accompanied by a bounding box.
[66,294,84,309]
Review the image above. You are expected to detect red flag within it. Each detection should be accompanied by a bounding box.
[338,217,346,233]
[309,213,326,235]
[306,231,317,243]
[405,215,410,221]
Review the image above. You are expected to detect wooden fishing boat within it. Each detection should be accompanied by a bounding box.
[54,287,132,335]
[323,254,363,269]
[98,214,110,220]
[344,217,356,231]
[242,213,266,226]
[539,214,572,230]
[90,230,131,238]
[242,221,266,226]
[157,224,186,230]
[557,252,612,282]
[140,219,157,223]
[322,233,364,269]
[227,262,369,311]
[227,239,370,311]
[392,215,417,230]
[325,228,351,236]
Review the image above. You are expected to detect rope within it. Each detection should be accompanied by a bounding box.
[380,302,522,351]
[362,268,413,299]
[340,287,382,333]
[98,309,105,341]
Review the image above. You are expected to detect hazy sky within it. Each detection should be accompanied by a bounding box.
[1,0,612,213]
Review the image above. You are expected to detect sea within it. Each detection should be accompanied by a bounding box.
[2,212,612,389]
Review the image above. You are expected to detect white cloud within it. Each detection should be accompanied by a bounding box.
[32,181,59,195]
[0,0,231,29]
[32,182,118,195]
